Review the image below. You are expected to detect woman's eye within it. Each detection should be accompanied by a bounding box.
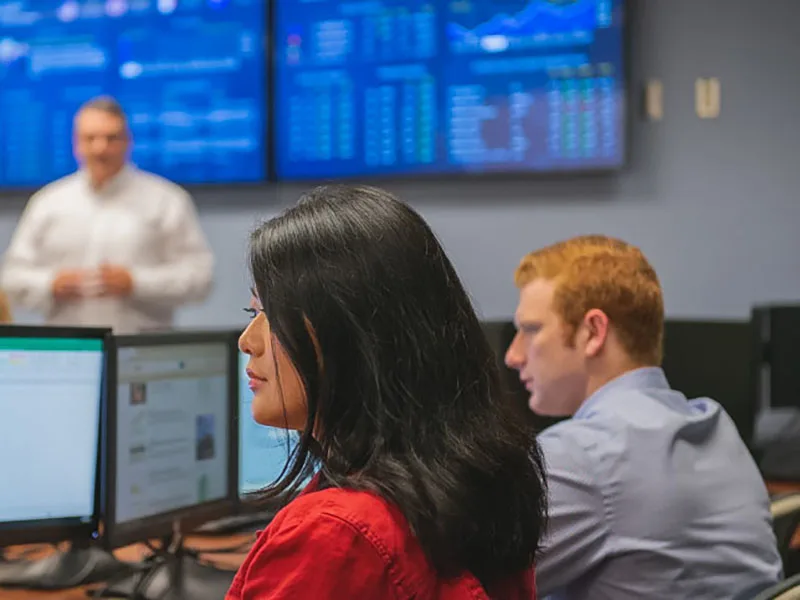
[243,307,258,320]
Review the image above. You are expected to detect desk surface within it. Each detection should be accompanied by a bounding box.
[767,481,800,549]
[767,481,800,496]
[0,534,251,600]
[2,482,799,599]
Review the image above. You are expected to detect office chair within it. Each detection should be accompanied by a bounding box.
[772,493,800,578]
[751,572,800,600]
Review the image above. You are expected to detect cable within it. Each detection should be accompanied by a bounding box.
[63,551,101,589]
[130,559,165,600]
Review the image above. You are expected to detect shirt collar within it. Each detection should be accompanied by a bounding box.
[574,367,670,419]
[79,163,134,196]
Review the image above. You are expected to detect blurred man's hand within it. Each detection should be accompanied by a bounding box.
[99,264,133,297]
[52,269,89,301]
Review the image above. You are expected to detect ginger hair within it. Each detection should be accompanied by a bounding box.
[514,235,664,365]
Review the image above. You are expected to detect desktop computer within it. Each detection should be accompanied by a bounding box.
[95,331,238,600]
[750,305,800,481]
[0,325,129,589]
[751,304,800,411]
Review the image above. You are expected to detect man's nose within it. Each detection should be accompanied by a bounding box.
[505,335,524,370]
[92,138,110,153]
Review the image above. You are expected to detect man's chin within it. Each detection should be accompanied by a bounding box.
[528,394,567,418]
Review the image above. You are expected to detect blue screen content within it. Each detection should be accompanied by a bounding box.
[275,0,625,180]
[238,351,300,496]
[0,0,267,188]
[0,336,104,525]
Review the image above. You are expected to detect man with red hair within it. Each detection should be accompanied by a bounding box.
[506,235,781,599]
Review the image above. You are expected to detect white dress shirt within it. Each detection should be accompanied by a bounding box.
[537,367,782,600]
[0,166,213,333]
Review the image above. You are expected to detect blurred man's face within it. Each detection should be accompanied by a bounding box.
[73,108,129,188]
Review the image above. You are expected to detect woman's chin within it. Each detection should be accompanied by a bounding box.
[251,407,299,430]
[251,410,284,428]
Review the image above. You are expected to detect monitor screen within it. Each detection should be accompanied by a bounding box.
[238,351,299,496]
[274,0,625,180]
[0,0,267,188]
[113,342,230,528]
[0,334,104,535]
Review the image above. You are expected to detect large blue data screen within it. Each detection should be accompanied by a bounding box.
[275,0,625,180]
[0,0,267,188]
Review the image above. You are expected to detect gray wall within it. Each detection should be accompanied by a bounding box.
[1,0,799,328]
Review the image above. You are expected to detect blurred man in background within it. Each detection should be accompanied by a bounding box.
[505,235,780,600]
[0,96,213,333]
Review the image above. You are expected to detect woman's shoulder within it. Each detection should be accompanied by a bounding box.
[234,487,535,600]
[274,485,412,549]
[230,487,432,599]
[272,487,536,599]
[228,487,403,599]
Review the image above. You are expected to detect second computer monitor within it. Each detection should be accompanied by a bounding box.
[105,332,237,549]
[238,351,300,498]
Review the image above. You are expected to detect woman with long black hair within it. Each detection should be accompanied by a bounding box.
[229,185,547,599]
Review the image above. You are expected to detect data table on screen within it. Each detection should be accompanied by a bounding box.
[274,0,625,180]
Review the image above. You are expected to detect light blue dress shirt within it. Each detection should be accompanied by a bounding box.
[536,367,782,600]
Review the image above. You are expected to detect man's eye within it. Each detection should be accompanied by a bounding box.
[243,307,258,319]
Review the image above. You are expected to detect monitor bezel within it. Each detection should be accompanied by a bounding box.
[0,325,111,547]
[103,330,238,550]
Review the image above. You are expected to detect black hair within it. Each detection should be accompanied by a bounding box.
[248,185,547,589]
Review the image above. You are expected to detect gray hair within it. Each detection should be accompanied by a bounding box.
[77,95,127,121]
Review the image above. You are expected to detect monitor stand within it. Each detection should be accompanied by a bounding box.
[0,542,133,589]
[89,535,235,600]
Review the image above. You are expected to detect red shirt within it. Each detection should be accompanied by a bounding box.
[226,486,536,599]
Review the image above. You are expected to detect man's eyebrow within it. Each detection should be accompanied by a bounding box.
[517,319,541,329]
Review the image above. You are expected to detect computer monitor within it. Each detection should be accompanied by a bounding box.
[104,332,237,550]
[238,350,300,499]
[0,325,109,547]
[752,305,800,411]
[0,1,269,188]
[274,0,627,181]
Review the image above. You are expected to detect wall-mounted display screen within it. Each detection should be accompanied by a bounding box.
[0,0,267,188]
[274,0,626,180]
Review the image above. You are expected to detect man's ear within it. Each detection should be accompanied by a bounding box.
[582,308,610,358]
